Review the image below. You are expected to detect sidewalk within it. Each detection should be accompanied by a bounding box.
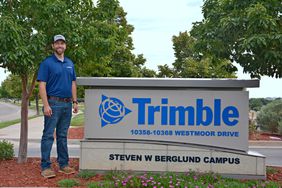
[0,116,80,145]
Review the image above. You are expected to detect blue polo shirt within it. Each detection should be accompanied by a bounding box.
[37,54,76,98]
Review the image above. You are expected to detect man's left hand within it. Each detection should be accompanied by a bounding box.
[73,103,78,113]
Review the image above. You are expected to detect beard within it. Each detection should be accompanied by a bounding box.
[54,48,65,55]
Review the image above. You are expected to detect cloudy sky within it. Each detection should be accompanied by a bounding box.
[0,0,281,98]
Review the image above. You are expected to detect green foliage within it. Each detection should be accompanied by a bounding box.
[76,170,96,179]
[257,99,282,133]
[158,32,236,78]
[249,122,257,135]
[0,0,155,162]
[249,98,273,111]
[102,170,280,188]
[266,166,279,174]
[0,75,23,99]
[87,180,114,188]
[0,0,155,100]
[278,121,282,135]
[71,113,84,127]
[72,1,155,78]
[190,0,282,78]
[0,140,14,160]
[0,115,39,129]
[157,64,175,78]
[57,179,80,188]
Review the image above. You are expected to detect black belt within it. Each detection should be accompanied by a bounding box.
[48,96,72,102]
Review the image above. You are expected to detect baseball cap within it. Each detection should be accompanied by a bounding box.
[53,34,66,43]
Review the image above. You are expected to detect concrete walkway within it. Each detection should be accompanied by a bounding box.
[0,116,43,140]
[0,116,81,144]
[0,116,81,158]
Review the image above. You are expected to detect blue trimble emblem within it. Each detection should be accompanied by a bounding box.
[99,95,131,127]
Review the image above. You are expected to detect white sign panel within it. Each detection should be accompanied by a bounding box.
[85,89,249,151]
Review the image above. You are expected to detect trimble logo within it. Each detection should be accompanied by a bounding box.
[99,95,131,127]
[99,95,239,127]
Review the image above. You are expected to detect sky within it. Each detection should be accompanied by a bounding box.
[0,0,281,98]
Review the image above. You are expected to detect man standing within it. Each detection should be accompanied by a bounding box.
[37,34,78,178]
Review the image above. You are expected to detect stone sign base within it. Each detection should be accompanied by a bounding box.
[80,140,265,179]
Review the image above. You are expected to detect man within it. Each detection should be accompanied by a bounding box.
[37,34,78,178]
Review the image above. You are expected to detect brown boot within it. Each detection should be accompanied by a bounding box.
[41,168,56,178]
[59,166,75,175]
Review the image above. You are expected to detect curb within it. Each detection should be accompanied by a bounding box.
[249,141,282,147]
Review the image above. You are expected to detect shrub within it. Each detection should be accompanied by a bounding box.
[0,140,14,160]
[266,166,279,174]
[76,170,96,179]
[249,122,257,135]
[87,180,114,188]
[57,179,79,188]
[257,99,282,134]
[278,121,282,135]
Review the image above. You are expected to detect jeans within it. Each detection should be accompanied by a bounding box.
[41,99,72,170]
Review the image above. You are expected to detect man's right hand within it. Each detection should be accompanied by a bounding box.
[44,105,52,117]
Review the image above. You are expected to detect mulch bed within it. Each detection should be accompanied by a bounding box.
[68,126,84,139]
[0,158,103,187]
[249,132,282,141]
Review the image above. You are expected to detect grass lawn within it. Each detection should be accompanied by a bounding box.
[71,113,84,127]
[0,115,40,129]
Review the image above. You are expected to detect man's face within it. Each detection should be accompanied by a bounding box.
[52,40,66,55]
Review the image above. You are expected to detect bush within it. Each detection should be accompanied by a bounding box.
[87,181,114,188]
[0,140,14,160]
[249,122,257,135]
[76,170,96,179]
[278,121,282,135]
[257,99,282,134]
[57,179,79,188]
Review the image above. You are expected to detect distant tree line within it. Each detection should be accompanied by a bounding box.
[249,98,281,112]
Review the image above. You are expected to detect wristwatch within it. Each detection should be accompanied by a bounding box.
[73,101,78,104]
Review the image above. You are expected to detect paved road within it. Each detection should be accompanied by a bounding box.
[0,101,36,122]
[249,146,282,167]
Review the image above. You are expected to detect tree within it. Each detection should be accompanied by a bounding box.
[157,31,236,78]
[0,74,21,99]
[157,64,175,78]
[173,32,236,78]
[0,0,153,163]
[132,54,156,77]
[257,99,282,134]
[76,1,155,78]
[0,0,84,163]
[190,0,282,78]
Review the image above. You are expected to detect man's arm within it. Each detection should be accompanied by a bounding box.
[72,81,78,113]
[39,81,52,117]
